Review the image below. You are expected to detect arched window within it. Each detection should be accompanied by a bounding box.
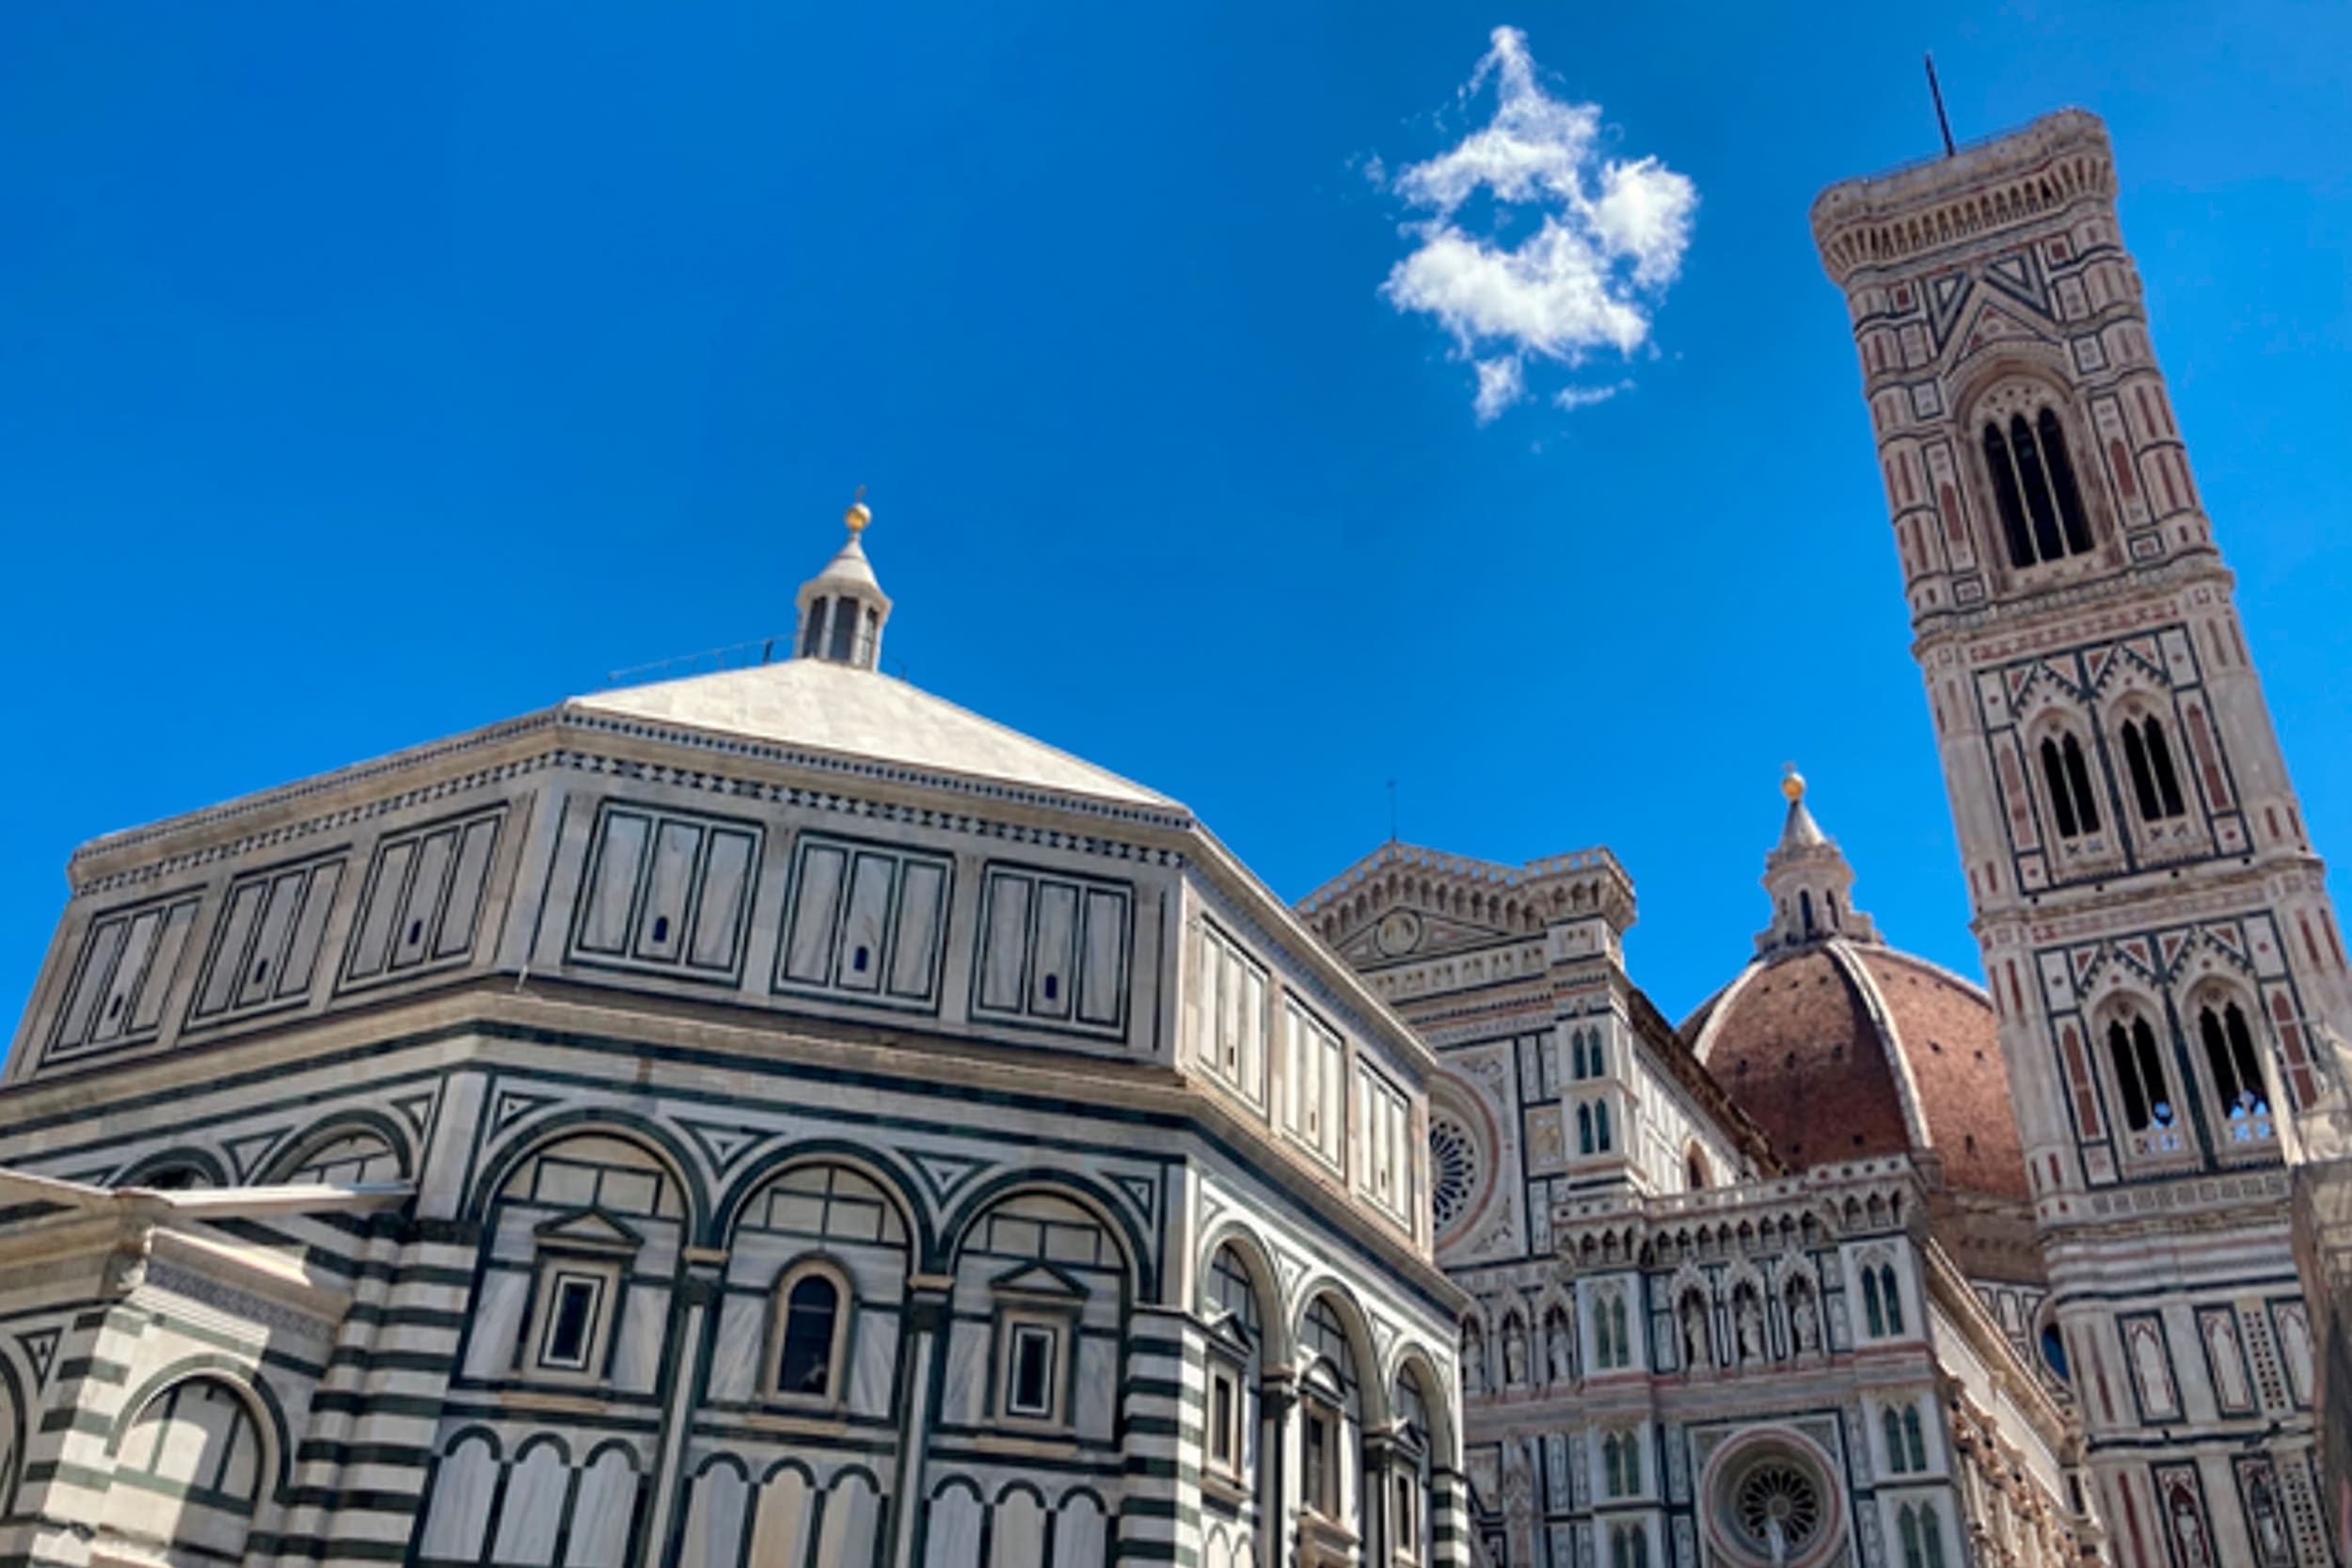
[2199,1002,2271,1123]
[1577,1104,1595,1156]
[773,1264,847,1401]
[2041,408,2093,555]
[1594,1101,1613,1154]
[1686,1148,1711,1191]
[1589,1031,1606,1078]
[2040,732,2103,839]
[1882,1406,1908,1473]
[114,1379,264,1561]
[1984,407,2094,567]
[1863,1269,1886,1338]
[1603,1433,1625,1497]
[799,599,829,657]
[2106,1014,2174,1132]
[2122,718,2188,821]
[1572,1029,1589,1080]
[1902,1501,1949,1568]
[1610,1524,1650,1568]
[1985,422,2035,567]
[1595,1293,1632,1370]
[1800,889,1816,936]
[1878,1266,1904,1335]
[1203,1244,1263,1485]
[1901,1405,1926,1471]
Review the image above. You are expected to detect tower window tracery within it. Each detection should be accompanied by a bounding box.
[1979,394,2094,569]
[2105,1012,2175,1138]
[2119,716,2188,822]
[2197,999,2272,1137]
[2038,732,2103,839]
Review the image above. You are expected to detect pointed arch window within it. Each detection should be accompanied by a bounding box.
[1983,405,2094,568]
[1882,1406,1909,1473]
[1899,1502,1950,1568]
[2039,733,2103,838]
[2121,718,2188,821]
[1610,1524,1650,1568]
[1594,1292,1632,1371]
[2106,1014,2174,1133]
[1572,1028,1588,1080]
[2199,1001,2271,1129]
[1593,1101,1613,1154]
[1578,1103,1595,1156]
[1589,1030,1606,1078]
[1800,889,1816,936]
[1862,1262,1904,1338]
[2041,408,2094,554]
[1901,1405,1926,1471]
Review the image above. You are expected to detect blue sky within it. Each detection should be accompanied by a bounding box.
[2,2,2346,1037]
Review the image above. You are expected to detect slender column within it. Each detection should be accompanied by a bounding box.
[647,1256,724,1567]
[887,1275,954,1568]
[1361,1428,1398,1565]
[1427,1464,1472,1568]
[1261,1372,1297,1568]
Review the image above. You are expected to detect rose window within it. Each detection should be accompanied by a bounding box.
[1429,1117,1484,1234]
[1733,1463,1822,1558]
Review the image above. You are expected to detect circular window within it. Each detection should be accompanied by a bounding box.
[1703,1434,1843,1568]
[1429,1116,1485,1235]
[1733,1463,1822,1558]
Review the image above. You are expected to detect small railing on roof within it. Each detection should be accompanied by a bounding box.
[606,633,796,687]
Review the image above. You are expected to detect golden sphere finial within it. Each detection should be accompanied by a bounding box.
[844,484,871,535]
[1780,762,1806,803]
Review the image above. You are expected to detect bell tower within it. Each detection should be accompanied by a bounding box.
[1815,110,2352,1568]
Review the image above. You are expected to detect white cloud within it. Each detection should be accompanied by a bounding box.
[1473,356,1525,421]
[1554,380,1631,411]
[1377,26,1695,419]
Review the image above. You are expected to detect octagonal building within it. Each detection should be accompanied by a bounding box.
[0,509,1468,1568]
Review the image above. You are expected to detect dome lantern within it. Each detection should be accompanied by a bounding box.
[794,488,894,672]
[1755,765,1877,956]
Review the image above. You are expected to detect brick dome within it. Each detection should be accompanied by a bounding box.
[1681,942,2026,1201]
[1681,771,2027,1202]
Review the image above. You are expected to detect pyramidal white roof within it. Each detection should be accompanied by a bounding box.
[567,657,1179,812]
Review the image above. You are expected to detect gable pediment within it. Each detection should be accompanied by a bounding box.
[992,1259,1088,1302]
[533,1207,644,1255]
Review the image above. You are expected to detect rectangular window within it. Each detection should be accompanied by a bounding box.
[1007,1323,1058,1418]
[1200,924,1268,1105]
[1358,1063,1410,1218]
[539,1272,606,1371]
[1391,1469,1419,1560]
[1303,1403,1334,1515]
[1208,1364,1241,1475]
[1285,1000,1347,1168]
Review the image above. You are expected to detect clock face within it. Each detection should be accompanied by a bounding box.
[1375,910,1422,958]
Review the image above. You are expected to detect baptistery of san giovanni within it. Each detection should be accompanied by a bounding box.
[5,103,2352,1568]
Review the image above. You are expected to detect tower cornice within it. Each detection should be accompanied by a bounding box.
[1811,108,2116,286]
[1906,554,2234,659]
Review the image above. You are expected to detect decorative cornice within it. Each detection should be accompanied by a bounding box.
[1812,108,2115,285]
[66,701,1199,895]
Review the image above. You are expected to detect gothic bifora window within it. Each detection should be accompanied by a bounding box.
[1980,393,2094,569]
[2039,731,2104,840]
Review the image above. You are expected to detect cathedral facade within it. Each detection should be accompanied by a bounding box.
[0,105,2346,1568]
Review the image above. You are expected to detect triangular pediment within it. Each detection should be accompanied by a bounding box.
[992,1259,1088,1301]
[533,1207,644,1254]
